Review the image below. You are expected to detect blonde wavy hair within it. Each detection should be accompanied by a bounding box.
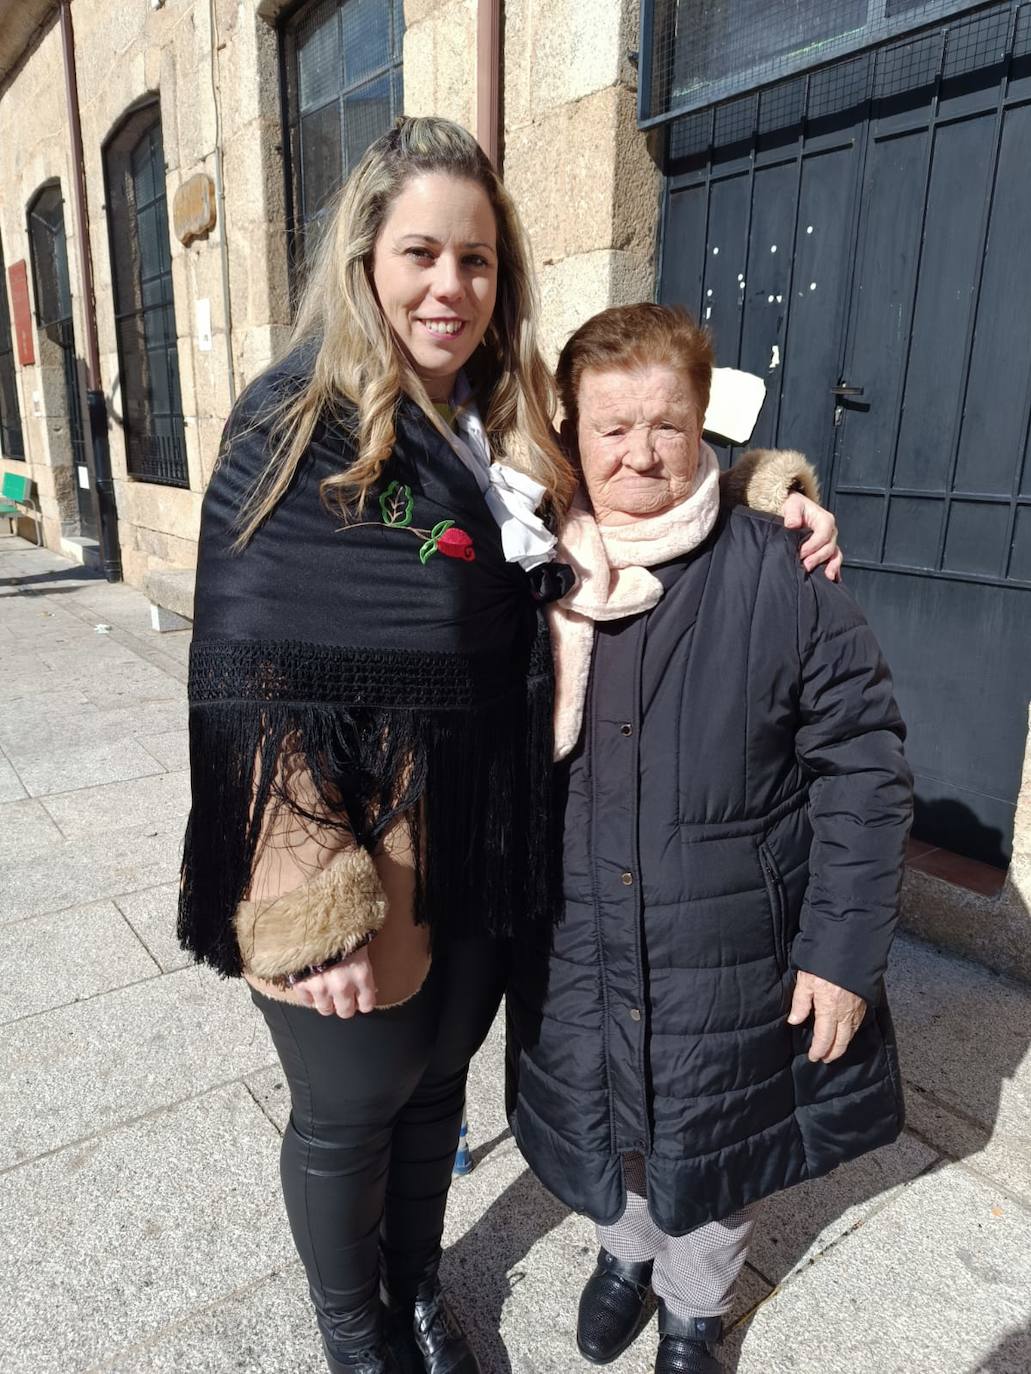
[234,116,574,545]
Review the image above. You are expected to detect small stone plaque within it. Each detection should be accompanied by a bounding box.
[172,174,217,246]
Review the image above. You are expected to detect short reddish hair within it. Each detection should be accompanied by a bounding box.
[555,303,714,431]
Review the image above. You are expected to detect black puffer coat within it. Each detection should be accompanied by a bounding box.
[507,507,913,1236]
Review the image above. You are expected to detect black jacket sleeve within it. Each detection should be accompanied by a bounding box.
[791,566,913,1005]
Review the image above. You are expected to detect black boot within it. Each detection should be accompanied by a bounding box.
[322,1335,401,1374]
[576,1249,654,1365]
[654,1306,723,1373]
[411,1280,481,1374]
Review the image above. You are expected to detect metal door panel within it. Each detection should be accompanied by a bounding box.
[954,101,1031,495]
[738,159,797,449]
[848,567,1029,864]
[700,174,752,362]
[893,113,997,492]
[661,181,708,319]
[833,127,929,493]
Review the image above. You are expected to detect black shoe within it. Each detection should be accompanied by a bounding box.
[410,1283,480,1374]
[654,1307,723,1373]
[576,1249,654,1365]
[322,1336,401,1374]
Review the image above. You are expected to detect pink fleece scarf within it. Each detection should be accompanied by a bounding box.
[548,443,721,760]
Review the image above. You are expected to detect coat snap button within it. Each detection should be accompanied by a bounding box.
[629,1008,642,1021]
[620,723,633,735]
[621,871,634,886]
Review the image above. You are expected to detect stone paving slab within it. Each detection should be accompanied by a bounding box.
[889,935,1031,1206]
[0,900,159,1025]
[95,1267,325,1374]
[726,1163,1031,1374]
[0,823,181,926]
[137,727,190,771]
[0,1085,294,1374]
[0,965,276,1168]
[0,795,65,857]
[11,735,167,797]
[747,1130,938,1285]
[40,768,191,840]
[0,757,26,801]
[113,884,192,973]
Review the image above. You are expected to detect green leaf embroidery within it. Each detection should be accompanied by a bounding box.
[379,481,414,528]
[418,539,438,565]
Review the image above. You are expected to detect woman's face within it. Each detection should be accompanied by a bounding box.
[372,172,499,402]
[575,364,703,525]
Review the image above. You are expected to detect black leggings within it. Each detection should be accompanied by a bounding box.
[251,937,506,1352]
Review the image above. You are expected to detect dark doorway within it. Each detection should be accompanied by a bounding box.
[658,2,1031,865]
[27,183,96,538]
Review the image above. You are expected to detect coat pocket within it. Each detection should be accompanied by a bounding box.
[758,840,789,976]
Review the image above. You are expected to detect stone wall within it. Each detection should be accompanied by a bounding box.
[0,15,83,553]
[0,1,292,585]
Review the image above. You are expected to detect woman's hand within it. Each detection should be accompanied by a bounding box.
[782,492,842,581]
[787,970,866,1062]
[294,947,378,1018]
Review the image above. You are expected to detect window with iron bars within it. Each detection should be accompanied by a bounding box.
[639,0,994,125]
[282,0,405,296]
[0,234,25,461]
[104,102,189,489]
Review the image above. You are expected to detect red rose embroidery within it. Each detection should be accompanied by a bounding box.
[437,527,476,562]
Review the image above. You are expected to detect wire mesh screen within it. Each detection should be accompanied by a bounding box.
[284,0,405,281]
[666,0,1027,157]
[641,0,997,123]
[0,239,25,460]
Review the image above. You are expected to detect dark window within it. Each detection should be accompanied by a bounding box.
[640,0,991,124]
[104,103,189,488]
[27,183,96,535]
[283,0,405,283]
[0,235,25,460]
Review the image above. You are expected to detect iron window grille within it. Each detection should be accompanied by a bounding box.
[27,184,89,481]
[639,0,999,126]
[281,0,405,293]
[0,234,25,460]
[104,103,189,489]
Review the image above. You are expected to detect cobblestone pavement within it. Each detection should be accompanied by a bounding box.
[1,532,1029,1374]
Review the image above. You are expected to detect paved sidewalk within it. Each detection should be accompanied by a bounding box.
[1,531,1029,1374]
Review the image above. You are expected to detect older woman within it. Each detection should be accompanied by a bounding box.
[506,304,912,1373]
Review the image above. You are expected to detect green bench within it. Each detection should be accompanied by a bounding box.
[0,470,42,546]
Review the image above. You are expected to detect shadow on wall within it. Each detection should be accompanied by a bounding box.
[444,802,1030,1373]
[912,794,1008,870]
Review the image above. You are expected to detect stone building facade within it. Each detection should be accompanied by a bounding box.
[1,0,1028,972]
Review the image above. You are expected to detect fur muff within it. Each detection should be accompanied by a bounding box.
[234,846,387,980]
[719,449,820,510]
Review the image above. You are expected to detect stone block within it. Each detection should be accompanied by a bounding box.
[0,1086,294,1373]
[113,883,191,974]
[537,248,655,367]
[505,84,659,267]
[0,900,158,1024]
[504,0,624,128]
[0,965,276,1166]
[135,729,189,773]
[122,482,202,541]
[143,566,195,621]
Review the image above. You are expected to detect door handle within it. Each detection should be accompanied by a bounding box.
[831,383,864,398]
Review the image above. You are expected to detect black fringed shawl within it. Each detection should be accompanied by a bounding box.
[179,349,558,977]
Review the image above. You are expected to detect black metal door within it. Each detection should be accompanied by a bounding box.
[659,4,1031,864]
[27,185,96,538]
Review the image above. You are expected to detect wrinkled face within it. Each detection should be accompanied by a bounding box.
[371,172,499,402]
[575,364,704,525]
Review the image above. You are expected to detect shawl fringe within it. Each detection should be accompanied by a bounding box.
[178,629,558,976]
